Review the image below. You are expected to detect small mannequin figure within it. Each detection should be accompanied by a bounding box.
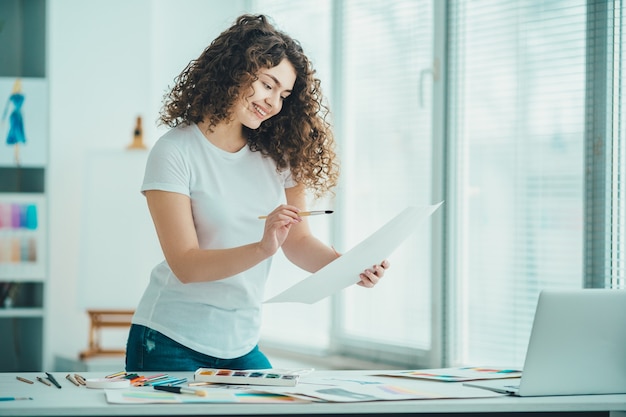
[2,79,26,165]
[127,116,147,149]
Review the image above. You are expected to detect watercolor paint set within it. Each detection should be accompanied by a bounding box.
[193,368,306,387]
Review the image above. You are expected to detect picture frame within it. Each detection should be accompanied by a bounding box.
[0,77,48,167]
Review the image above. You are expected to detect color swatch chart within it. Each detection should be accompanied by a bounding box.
[0,201,39,263]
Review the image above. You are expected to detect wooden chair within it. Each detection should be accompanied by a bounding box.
[79,309,134,359]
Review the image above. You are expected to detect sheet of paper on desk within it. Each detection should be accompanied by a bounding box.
[104,389,309,404]
[378,367,523,382]
[264,203,442,304]
[257,374,503,402]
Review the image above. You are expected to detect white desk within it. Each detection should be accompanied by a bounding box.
[1,371,625,417]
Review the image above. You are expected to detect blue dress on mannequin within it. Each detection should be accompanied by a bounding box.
[3,92,26,146]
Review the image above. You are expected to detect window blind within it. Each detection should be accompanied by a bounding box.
[254,0,623,369]
[332,0,436,365]
[252,1,335,353]
[447,0,589,367]
[585,0,626,290]
[612,1,626,289]
[254,0,438,367]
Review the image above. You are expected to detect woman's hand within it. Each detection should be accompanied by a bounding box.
[357,259,390,288]
[259,204,302,256]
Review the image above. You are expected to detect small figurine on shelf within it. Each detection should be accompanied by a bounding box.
[127,115,147,150]
[2,79,27,165]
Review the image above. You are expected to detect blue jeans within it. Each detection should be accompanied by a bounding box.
[125,324,272,372]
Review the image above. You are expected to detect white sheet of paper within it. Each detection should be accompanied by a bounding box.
[264,203,442,304]
[258,373,502,402]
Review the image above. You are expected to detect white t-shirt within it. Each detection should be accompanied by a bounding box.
[132,123,295,358]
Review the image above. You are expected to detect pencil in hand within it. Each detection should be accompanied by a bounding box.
[258,210,333,220]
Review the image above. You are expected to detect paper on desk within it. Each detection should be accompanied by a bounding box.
[378,366,523,382]
[264,203,442,304]
[257,374,503,402]
[104,388,309,404]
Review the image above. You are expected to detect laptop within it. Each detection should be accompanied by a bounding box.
[464,289,626,396]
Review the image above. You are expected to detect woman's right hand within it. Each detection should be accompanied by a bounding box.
[259,204,302,256]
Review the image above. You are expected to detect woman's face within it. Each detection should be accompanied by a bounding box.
[236,58,296,129]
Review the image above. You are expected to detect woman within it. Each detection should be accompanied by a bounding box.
[126,14,389,372]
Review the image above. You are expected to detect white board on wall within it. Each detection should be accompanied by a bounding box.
[78,149,163,309]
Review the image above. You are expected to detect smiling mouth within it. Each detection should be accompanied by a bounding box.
[252,104,267,118]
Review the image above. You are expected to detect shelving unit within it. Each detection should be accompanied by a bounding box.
[0,0,48,372]
[0,308,44,318]
[0,168,46,371]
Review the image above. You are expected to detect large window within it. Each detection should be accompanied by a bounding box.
[255,0,439,367]
[332,0,437,365]
[255,0,624,369]
[585,0,626,291]
[447,0,588,367]
[251,1,335,355]
[447,0,624,367]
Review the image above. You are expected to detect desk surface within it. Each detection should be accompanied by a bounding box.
[1,371,625,417]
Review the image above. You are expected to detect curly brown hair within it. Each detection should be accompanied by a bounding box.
[159,14,339,198]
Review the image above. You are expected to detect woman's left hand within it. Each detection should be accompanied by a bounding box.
[357,259,390,288]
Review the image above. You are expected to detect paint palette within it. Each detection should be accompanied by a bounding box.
[193,368,305,387]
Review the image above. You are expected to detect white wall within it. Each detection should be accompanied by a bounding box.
[45,0,248,369]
